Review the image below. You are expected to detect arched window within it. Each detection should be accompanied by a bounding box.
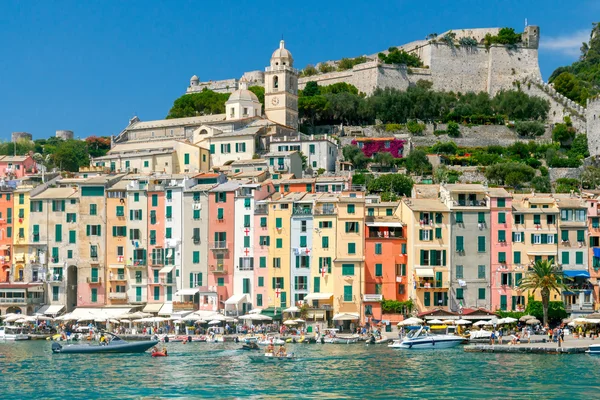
[273,76,279,89]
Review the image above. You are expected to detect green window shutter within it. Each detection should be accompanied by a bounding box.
[478,212,485,224]
[347,204,355,214]
[322,236,329,248]
[313,277,320,293]
[342,264,355,275]
[61,200,65,211]
[541,234,548,244]
[375,263,382,276]
[69,230,76,244]
[259,257,266,268]
[561,230,569,241]
[86,225,90,236]
[456,288,463,299]
[244,215,250,227]
[276,218,282,228]
[420,250,425,265]
[260,217,267,227]
[193,209,200,219]
[497,198,505,207]
[500,295,507,311]
[456,236,464,252]
[515,273,523,286]
[343,285,353,302]
[129,210,133,220]
[498,212,506,223]
[576,251,584,265]
[455,265,463,279]
[55,224,62,242]
[508,273,512,287]
[166,206,172,218]
[477,236,485,252]
[348,242,356,254]
[424,292,430,306]
[276,238,282,248]
[478,288,486,300]
[499,252,506,263]
[244,236,250,247]
[217,208,224,219]
[184,153,190,164]
[533,214,541,225]
[498,230,506,242]
[456,211,463,223]
[577,230,585,242]
[97,225,101,236]
[193,251,200,263]
[300,236,307,247]
[166,228,172,238]
[152,194,158,207]
[435,213,442,223]
[514,251,521,264]
[375,243,382,254]
[562,251,570,264]
[435,227,442,239]
[419,230,423,241]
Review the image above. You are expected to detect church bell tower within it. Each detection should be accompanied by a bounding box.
[264,40,299,130]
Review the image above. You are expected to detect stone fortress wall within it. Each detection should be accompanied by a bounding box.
[187,70,265,94]
[587,97,600,157]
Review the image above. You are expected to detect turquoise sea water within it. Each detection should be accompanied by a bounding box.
[1,340,599,399]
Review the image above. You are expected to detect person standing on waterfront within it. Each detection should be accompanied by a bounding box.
[498,328,503,344]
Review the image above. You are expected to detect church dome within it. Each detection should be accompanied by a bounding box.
[271,40,293,66]
[228,88,259,103]
[190,75,199,81]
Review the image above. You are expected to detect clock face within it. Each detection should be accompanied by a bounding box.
[271,97,279,106]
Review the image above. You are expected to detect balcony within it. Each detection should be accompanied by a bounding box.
[416,280,449,289]
[108,292,128,300]
[209,241,229,252]
[254,206,268,215]
[109,274,126,282]
[314,207,336,215]
[565,302,594,313]
[367,228,404,239]
[160,278,175,285]
[49,276,64,284]
[363,294,383,302]
[453,197,487,207]
[0,297,43,305]
[209,264,227,274]
[87,277,102,284]
[173,301,198,311]
[292,207,313,216]
[127,260,146,268]
[275,164,288,171]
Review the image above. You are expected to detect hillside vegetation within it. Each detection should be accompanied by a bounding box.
[549,22,600,105]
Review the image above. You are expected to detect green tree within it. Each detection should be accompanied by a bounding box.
[301,64,318,77]
[485,162,536,185]
[373,152,395,167]
[318,63,335,73]
[519,260,567,326]
[568,134,590,158]
[166,89,229,119]
[302,81,321,97]
[85,136,111,158]
[248,86,265,105]
[446,121,460,138]
[555,178,580,193]
[367,174,414,197]
[552,123,576,147]
[531,176,551,192]
[52,140,90,172]
[515,121,545,137]
[582,166,600,189]
[405,149,431,175]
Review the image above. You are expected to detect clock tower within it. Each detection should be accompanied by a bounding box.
[264,40,299,130]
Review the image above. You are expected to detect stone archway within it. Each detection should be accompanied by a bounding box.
[6,306,22,314]
[1,265,9,282]
[15,264,24,282]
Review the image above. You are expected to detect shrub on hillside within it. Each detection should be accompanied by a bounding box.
[515,121,545,137]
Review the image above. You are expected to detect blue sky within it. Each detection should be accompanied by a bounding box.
[0,0,597,140]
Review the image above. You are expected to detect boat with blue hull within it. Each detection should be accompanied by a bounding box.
[388,326,464,349]
[52,332,158,354]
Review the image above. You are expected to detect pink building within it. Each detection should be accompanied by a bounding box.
[489,190,519,312]
[0,156,37,179]
[250,184,274,310]
[587,196,600,305]
[208,182,238,309]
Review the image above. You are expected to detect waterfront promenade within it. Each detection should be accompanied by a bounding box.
[465,335,598,354]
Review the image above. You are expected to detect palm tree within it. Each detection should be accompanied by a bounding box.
[519,260,567,326]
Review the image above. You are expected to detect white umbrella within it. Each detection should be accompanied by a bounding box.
[0,313,19,319]
[526,318,541,325]
[119,319,131,323]
[585,318,600,324]
[441,319,455,325]
[34,315,54,321]
[294,319,305,323]
[428,319,444,324]
[455,319,472,325]
[283,306,299,313]
[503,317,518,324]
[473,320,487,326]
[208,320,222,325]
[484,321,495,326]
[139,317,166,323]
[109,319,120,324]
[4,315,23,323]
[249,308,262,314]
[183,314,203,322]
[519,315,535,322]
[397,317,423,326]
[95,318,107,323]
[283,320,298,325]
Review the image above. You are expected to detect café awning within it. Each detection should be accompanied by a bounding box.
[365,221,403,227]
[142,303,163,313]
[333,312,360,321]
[563,270,591,278]
[224,294,248,307]
[43,305,65,316]
[304,293,334,301]
[415,268,435,277]
[175,288,200,296]
[158,303,173,316]
[159,265,174,274]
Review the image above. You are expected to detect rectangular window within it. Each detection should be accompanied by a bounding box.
[91,288,97,303]
[260,217,267,227]
[515,273,523,286]
[32,225,39,242]
[513,232,523,243]
[345,221,359,233]
[184,153,190,164]
[497,198,505,207]
[166,228,172,239]
[577,230,585,243]
[300,236,307,247]
[478,212,485,224]
[347,204,355,214]
[514,251,521,264]
[347,242,356,254]
[244,236,250,248]
[244,215,250,227]
[342,264,355,275]
[478,265,486,279]
[193,251,200,264]
[276,238,283,248]
[343,285,353,302]
[576,251,584,265]
[55,224,62,242]
[514,214,524,224]
[533,214,541,225]
[478,236,485,252]
[455,212,463,223]
[498,212,506,224]
[455,265,463,279]
[498,252,506,263]
[478,288,486,300]
[259,257,266,268]
[435,227,442,239]
[419,229,431,241]
[562,251,570,265]
[498,230,506,242]
[456,236,464,252]
[424,292,430,307]
[273,258,281,268]
[322,236,329,249]
[456,288,464,299]
[275,218,282,229]
[19,194,24,205]
[66,213,77,223]
[374,243,382,255]
[500,295,507,311]
[69,230,76,244]
[51,247,59,262]
[375,263,382,277]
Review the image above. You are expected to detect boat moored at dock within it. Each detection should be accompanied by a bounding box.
[388,326,464,349]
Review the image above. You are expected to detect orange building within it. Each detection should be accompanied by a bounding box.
[363,201,407,322]
[0,188,13,282]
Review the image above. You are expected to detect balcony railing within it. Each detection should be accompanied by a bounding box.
[209,264,227,274]
[0,297,43,305]
[254,207,268,215]
[367,228,404,239]
[238,265,254,271]
[565,303,594,312]
[314,207,336,215]
[128,260,146,268]
[363,294,383,302]
[109,274,126,281]
[87,277,102,284]
[454,198,487,207]
[294,285,308,290]
[108,292,128,300]
[416,280,449,289]
[160,278,175,285]
[209,241,229,251]
[292,207,313,216]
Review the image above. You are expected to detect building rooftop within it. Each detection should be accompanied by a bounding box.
[31,187,79,199]
[186,183,217,192]
[213,126,263,138]
[209,181,247,192]
[412,184,440,199]
[443,184,487,193]
[231,159,267,166]
[264,151,297,157]
[0,156,31,162]
[127,115,226,130]
[280,178,315,184]
[403,198,449,212]
[487,188,511,198]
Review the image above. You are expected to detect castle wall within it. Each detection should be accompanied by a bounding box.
[428,44,490,93]
[487,46,541,94]
[587,98,600,157]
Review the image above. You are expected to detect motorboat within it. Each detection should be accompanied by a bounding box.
[0,326,30,341]
[240,342,260,351]
[249,352,298,362]
[366,334,389,345]
[244,336,259,344]
[51,332,158,354]
[587,344,600,354]
[388,326,464,349]
[320,329,359,344]
[257,334,285,346]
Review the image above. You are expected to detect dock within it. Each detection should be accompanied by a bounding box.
[464,337,597,354]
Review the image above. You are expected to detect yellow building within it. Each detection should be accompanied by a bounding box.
[400,198,451,312]
[333,191,365,326]
[267,193,300,309]
[12,186,35,283]
[105,180,129,305]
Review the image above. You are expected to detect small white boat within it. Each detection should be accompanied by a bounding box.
[249,352,298,362]
[0,326,30,341]
[587,344,600,354]
[388,326,464,349]
[323,336,359,344]
[244,336,259,344]
[257,334,285,346]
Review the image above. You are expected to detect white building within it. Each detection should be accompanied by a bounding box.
[264,151,303,178]
[269,134,338,172]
